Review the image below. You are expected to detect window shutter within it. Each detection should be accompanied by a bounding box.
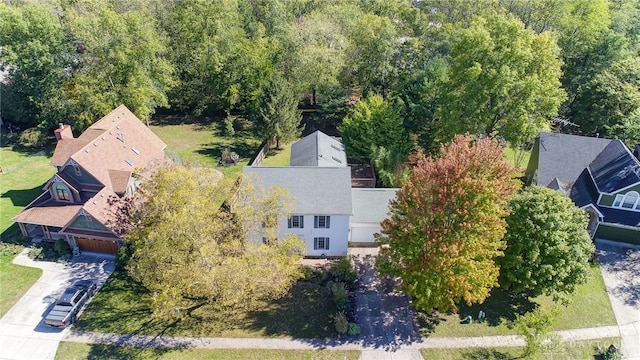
[314,237,318,250]
[288,217,292,228]
[300,216,304,228]
[326,238,330,249]
[326,216,330,228]
[314,216,318,228]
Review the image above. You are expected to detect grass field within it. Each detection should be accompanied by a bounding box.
[419,265,616,337]
[75,270,340,339]
[55,342,361,360]
[0,144,54,317]
[503,144,531,170]
[150,116,260,179]
[421,337,620,360]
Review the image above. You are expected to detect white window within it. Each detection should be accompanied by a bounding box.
[621,191,639,209]
[613,194,624,207]
[314,216,330,228]
[314,237,330,250]
[288,215,304,228]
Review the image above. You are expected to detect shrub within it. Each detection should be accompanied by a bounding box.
[300,266,314,281]
[18,127,48,148]
[54,239,71,256]
[334,311,349,334]
[347,322,361,336]
[515,307,559,357]
[224,116,235,136]
[329,257,358,289]
[331,281,351,312]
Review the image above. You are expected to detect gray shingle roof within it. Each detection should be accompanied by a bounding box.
[242,166,353,215]
[531,132,611,187]
[351,188,398,223]
[589,140,640,194]
[290,131,347,167]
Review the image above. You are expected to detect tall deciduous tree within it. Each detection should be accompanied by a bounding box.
[437,13,565,147]
[376,135,520,312]
[253,73,303,150]
[0,3,71,130]
[498,186,594,301]
[340,94,410,157]
[125,165,305,318]
[61,0,173,128]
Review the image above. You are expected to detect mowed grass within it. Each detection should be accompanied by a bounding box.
[503,145,531,170]
[0,147,56,233]
[260,142,293,166]
[420,264,616,337]
[0,145,54,317]
[421,337,620,360]
[0,248,42,316]
[55,342,361,360]
[150,116,261,179]
[75,270,339,339]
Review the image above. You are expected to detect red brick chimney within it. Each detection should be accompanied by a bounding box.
[54,123,73,141]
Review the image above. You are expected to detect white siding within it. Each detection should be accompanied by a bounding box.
[279,215,349,257]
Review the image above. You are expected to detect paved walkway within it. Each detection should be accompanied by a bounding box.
[0,249,114,360]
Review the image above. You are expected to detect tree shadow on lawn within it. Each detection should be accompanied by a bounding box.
[244,281,339,340]
[1,183,49,208]
[84,344,177,360]
[416,287,538,335]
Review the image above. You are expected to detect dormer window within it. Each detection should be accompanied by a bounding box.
[613,191,640,211]
[55,184,71,201]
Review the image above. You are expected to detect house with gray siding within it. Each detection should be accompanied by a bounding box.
[526,132,640,245]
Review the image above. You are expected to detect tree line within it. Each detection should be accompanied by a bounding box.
[2,0,638,157]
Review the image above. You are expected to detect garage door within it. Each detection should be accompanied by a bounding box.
[351,226,379,243]
[75,237,119,254]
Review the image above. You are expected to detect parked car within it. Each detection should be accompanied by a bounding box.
[44,280,97,327]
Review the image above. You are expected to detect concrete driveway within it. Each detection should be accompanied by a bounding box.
[0,249,114,360]
[596,240,640,360]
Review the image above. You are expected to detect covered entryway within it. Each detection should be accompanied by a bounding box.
[75,237,119,254]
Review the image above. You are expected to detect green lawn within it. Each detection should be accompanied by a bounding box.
[75,270,340,339]
[0,145,54,317]
[503,144,531,170]
[420,264,616,337]
[260,142,293,166]
[150,116,260,179]
[0,147,56,234]
[55,342,361,360]
[421,337,620,360]
[0,247,42,316]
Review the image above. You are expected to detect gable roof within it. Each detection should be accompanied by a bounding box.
[588,140,640,194]
[13,105,167,235]
[290,131,347,167]
[243,166,353,215]
[351,188,397,223]
[528,132,612,188]
[65,106,167,191]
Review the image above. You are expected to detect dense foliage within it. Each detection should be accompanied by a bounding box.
[124,166,306,318]
[2,0,638,177]
[498,186,595,302]
[375,136,520,312]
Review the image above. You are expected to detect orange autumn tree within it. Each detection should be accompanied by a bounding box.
[375,135,521,312]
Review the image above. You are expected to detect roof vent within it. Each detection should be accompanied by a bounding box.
[102,136,106,140]
[132,147,140,155]
[331,156,343,164]
[125,158,134,166]
[93,142,97,146]
[85,149,89,153]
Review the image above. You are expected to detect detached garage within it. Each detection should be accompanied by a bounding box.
[350,188,397,247]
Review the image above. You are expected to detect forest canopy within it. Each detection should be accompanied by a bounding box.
[2,0,639,151]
